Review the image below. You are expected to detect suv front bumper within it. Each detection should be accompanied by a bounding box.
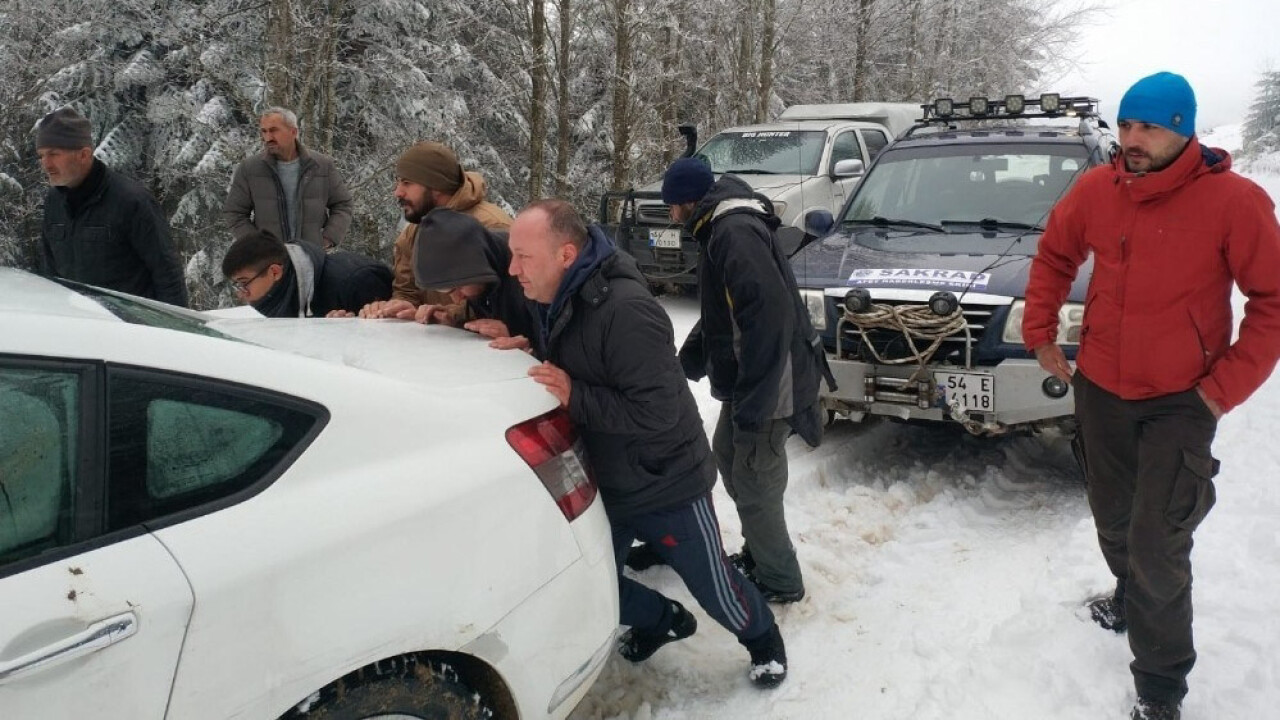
[822,356,1075,435]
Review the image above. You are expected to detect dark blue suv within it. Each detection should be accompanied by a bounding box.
[791,95,1117,436]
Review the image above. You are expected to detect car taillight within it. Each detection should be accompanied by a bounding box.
[506,408,597,522]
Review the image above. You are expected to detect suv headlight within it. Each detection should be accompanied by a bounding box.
[771,201,788,218]
[801,289,826,331]
[1002,300,1084,345]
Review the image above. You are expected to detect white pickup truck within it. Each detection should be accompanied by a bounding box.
[601,102,920,287]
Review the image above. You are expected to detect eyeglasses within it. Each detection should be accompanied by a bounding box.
[229,266,270,294]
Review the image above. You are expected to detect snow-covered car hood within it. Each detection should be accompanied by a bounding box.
[790,227,1091,302]
[208,317,538,387]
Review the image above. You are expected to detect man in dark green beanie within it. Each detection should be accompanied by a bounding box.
[36,107,188,306]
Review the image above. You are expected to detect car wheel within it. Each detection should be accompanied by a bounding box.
[301,657,493,720]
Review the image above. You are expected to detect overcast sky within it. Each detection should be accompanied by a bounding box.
[1049,0,1278,131]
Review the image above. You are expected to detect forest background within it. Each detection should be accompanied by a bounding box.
[0,0,1275,309]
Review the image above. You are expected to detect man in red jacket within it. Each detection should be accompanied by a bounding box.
[1024,71,1280,720]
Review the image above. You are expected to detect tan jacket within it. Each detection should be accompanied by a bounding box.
[391,170,512,308]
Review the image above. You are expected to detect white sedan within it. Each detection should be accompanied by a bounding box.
[0,268,618,719]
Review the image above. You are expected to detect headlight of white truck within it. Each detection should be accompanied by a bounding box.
[801,289,826,331]
[771,201,788,218]
[1002,300,1084,345]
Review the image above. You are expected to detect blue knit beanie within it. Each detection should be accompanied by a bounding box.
[1118,72,1196,138]
[661,157,714,205]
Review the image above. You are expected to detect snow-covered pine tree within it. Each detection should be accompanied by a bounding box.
[0,0,1104,308]
[1242,70,1280,165]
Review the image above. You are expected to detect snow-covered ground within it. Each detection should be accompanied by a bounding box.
[568,161,1280,720]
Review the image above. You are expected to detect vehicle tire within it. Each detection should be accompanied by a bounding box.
[300,656,493,720]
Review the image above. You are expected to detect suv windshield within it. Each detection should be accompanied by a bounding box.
[842,143,1090,228]
[697,130,827,175]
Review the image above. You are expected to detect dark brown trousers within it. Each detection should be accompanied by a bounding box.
[1072,372,1219,704]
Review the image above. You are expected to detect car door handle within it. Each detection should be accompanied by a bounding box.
[0,611,138,683]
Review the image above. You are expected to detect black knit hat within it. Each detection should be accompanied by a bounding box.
[661,157,714,205]
[36,107,93,149]
[412,209,500,290]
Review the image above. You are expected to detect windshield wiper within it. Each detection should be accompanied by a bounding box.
[719,168,780,175]
[941,218,1045,232]
[847,216,945,232]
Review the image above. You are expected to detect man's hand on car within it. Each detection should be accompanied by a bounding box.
[490,336,532,351]
[466,318,509,338]
[414,303,460,326]
[529,361,572,408]
[1034,343,1073,383]
[359,299,417,319]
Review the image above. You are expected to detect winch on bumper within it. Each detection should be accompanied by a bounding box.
[822,357,1074,435]
[816,288,1077,436]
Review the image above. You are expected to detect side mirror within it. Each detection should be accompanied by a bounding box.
[804,209,835,238]
[832,159,865,178]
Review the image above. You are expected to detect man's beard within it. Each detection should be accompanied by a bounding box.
[1123,139,1187,174]
[401,197,434,223]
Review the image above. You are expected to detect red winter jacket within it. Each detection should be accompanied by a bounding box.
[1023,138,1280,413]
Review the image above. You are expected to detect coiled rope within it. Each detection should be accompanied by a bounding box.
[843,303,968,381]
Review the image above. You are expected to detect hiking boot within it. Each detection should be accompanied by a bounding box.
[741,623,787,689]
[728,547,756,575]
[1088,595,1127,633]
[1131,698,1181,720]
[748,573,806,604]
[618,600,697,662]
[624,542,667,572]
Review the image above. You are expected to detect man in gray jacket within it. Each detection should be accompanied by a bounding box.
[222,108,353,250]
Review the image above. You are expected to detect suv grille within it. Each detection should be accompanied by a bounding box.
[638,204,672,224]
[835,299,999,367]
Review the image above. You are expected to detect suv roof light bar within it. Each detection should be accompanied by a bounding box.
[904,95,1103,138]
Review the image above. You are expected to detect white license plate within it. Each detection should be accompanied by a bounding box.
[935,371,995,412]
[650,229,682,249]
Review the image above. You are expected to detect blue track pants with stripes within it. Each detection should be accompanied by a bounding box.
[611,493,775,642]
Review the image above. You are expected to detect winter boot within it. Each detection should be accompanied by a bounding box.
[1131,698,1181,720]
[618,600,697,662]
[748,572,806,604]
[741,623,787,689]
[624,542,667,572]
[728,546,756,575]
[1088,595,1127,633]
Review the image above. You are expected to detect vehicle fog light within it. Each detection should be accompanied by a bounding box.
[845,288,873,314]
[928,291,958,316]
[1042,376,1069,398]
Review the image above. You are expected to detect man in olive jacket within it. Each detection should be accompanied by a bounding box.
[222,108,353,250]
[37,107,188,307]
[665,158,829,605]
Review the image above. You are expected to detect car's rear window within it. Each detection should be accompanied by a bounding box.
[53,280,234,341]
